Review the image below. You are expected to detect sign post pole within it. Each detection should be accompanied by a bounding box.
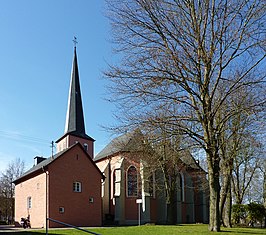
[136,199,142,226]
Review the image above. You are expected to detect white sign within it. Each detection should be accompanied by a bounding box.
[136,199,142,204]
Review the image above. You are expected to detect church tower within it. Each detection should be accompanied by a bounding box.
[56,44,95,158]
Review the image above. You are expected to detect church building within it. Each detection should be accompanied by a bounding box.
[13,46,103,228]
[95,131,209,225]
[13,44,209,228]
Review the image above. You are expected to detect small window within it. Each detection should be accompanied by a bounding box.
[84,143,88,152]
[73,182,82,192]
[27,196,32,209]
[59,207,65,213]
[89,197,94,203]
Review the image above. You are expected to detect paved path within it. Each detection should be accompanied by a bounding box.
[0,225,22,233]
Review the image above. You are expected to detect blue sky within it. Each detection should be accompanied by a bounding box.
[0,0,117,172]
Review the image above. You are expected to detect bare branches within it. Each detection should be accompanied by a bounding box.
[105,0,265,231]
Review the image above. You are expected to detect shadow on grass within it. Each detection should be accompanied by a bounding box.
[2,232,62,235]
[221,228,266,235]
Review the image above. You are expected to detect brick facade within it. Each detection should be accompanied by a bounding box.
[14,144,103,228]
[15,173,46,228]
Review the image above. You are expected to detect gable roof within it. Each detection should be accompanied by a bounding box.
[13,143,104,185]
[179,151,203,171]
[94,131,144,162]
[94,131,204,172]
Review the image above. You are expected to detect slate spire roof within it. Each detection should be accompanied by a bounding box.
[56,46,94,142]
[64,46,86,136]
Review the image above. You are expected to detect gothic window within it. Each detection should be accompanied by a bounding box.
[148,172,155,197]
[73,181,82,192]
[179,173,185,202]
[144,171,155,197]
[127,166,138,197]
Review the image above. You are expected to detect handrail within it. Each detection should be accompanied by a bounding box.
[47,218,101,235]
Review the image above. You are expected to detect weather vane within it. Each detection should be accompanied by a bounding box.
[73,36,78,47]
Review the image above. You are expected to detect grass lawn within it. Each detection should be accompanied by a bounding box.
[8,224,266,235]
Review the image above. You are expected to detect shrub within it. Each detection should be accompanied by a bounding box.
[232,204,248,224]
[247,202,266,227]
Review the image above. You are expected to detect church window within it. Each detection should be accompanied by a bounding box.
[127,166,138,197]
[148,172,155,197]
[27,196,32,209]
[179,173,185,202]
[144,171,155,197]
[73,182,82,192]
[113,169,121,196]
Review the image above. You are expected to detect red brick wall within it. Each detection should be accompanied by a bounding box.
[48,145,102,227]
[15,173,46,228]
[150,198,157,222]
[57,135,94,159]
[68,135,94,159]
[125,198,138,220]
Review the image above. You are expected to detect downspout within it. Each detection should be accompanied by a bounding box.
[42,167,48,235]
[108,158,111,215]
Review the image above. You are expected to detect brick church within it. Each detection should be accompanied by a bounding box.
[13,45,209,228]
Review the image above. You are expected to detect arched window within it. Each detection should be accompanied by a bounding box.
[179,173,185,202]
[144,171,155,198]
[127,166,138,197]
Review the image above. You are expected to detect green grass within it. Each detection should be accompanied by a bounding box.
[8,224,266,235]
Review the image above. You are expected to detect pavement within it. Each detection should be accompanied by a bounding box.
[0,225,44,233]
[0,225,26,233]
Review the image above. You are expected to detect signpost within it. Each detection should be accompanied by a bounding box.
[136,199,142,226]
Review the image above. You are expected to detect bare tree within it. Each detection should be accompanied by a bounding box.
[141,126,207,224]
[105,0,265,231]
[217,85,263,227]
[232,141,261,205]
[0,158,25,223]
[260,159,266,228]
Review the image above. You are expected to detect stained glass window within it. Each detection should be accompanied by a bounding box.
[127,166,138,197]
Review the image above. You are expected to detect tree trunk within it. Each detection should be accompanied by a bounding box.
[220,161,233,227]
[208,154,221,231]
[166,186,177,224]
[166,200,177,224]
[220,172,230,226]
[263,170,266,228]
[223,182,232,228]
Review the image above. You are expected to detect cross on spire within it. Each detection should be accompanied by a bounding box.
[73,36,78,47]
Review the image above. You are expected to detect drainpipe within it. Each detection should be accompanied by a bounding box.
[42,167,48,235]
[108,158,111,215]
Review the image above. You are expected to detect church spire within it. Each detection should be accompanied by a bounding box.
[64,45,86,136]
[56,40,94,157]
